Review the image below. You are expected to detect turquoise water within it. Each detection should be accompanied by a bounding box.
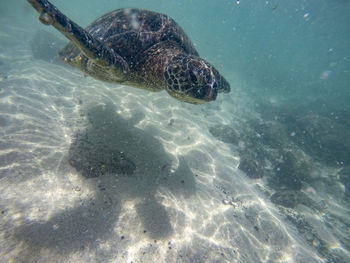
[2,0,350,104]
[1,1,350,262]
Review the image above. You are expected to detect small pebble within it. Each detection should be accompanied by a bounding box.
[222,199,230,205]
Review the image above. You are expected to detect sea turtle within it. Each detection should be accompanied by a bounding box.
[27,0,230,104]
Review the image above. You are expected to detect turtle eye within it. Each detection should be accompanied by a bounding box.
[189,70,197,84]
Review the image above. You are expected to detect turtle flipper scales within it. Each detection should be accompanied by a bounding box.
[27,0,129,80]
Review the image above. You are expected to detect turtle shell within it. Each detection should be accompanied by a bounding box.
[59,8,199,68]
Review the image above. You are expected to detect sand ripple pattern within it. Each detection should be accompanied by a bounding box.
[1,23,348,263]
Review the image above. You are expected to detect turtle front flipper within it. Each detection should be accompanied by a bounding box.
[27,0,129,80]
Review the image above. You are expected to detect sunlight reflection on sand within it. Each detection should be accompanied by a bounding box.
[1,24,348,263]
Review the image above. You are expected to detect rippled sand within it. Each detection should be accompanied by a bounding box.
[0,23,349,263]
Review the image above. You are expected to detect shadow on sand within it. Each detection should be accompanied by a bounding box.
[13,102,196,262]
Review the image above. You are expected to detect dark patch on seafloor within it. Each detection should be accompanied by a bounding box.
[270,189,321,210]
[209,125,239,145]
[210,120,313,191]
[210,99,350,197]
[69,130,136,178]
[209,99,350,263]
[339,166,350,202]
[12,103,197,262]
[257,99,350,166]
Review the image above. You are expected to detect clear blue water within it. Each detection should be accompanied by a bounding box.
[1,1,350,262]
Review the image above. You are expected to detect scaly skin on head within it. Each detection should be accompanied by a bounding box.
[128,40,230,104]
[164,54,230,104]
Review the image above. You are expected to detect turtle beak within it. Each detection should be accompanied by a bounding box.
[206,82,217,100]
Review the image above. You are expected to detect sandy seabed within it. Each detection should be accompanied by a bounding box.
[0,23,349,263]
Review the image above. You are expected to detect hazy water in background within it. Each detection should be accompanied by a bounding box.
[1,1,350,262]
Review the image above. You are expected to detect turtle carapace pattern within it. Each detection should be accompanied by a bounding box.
[27,0,230,104]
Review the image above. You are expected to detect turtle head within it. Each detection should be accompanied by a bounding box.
[164,54,230,104]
